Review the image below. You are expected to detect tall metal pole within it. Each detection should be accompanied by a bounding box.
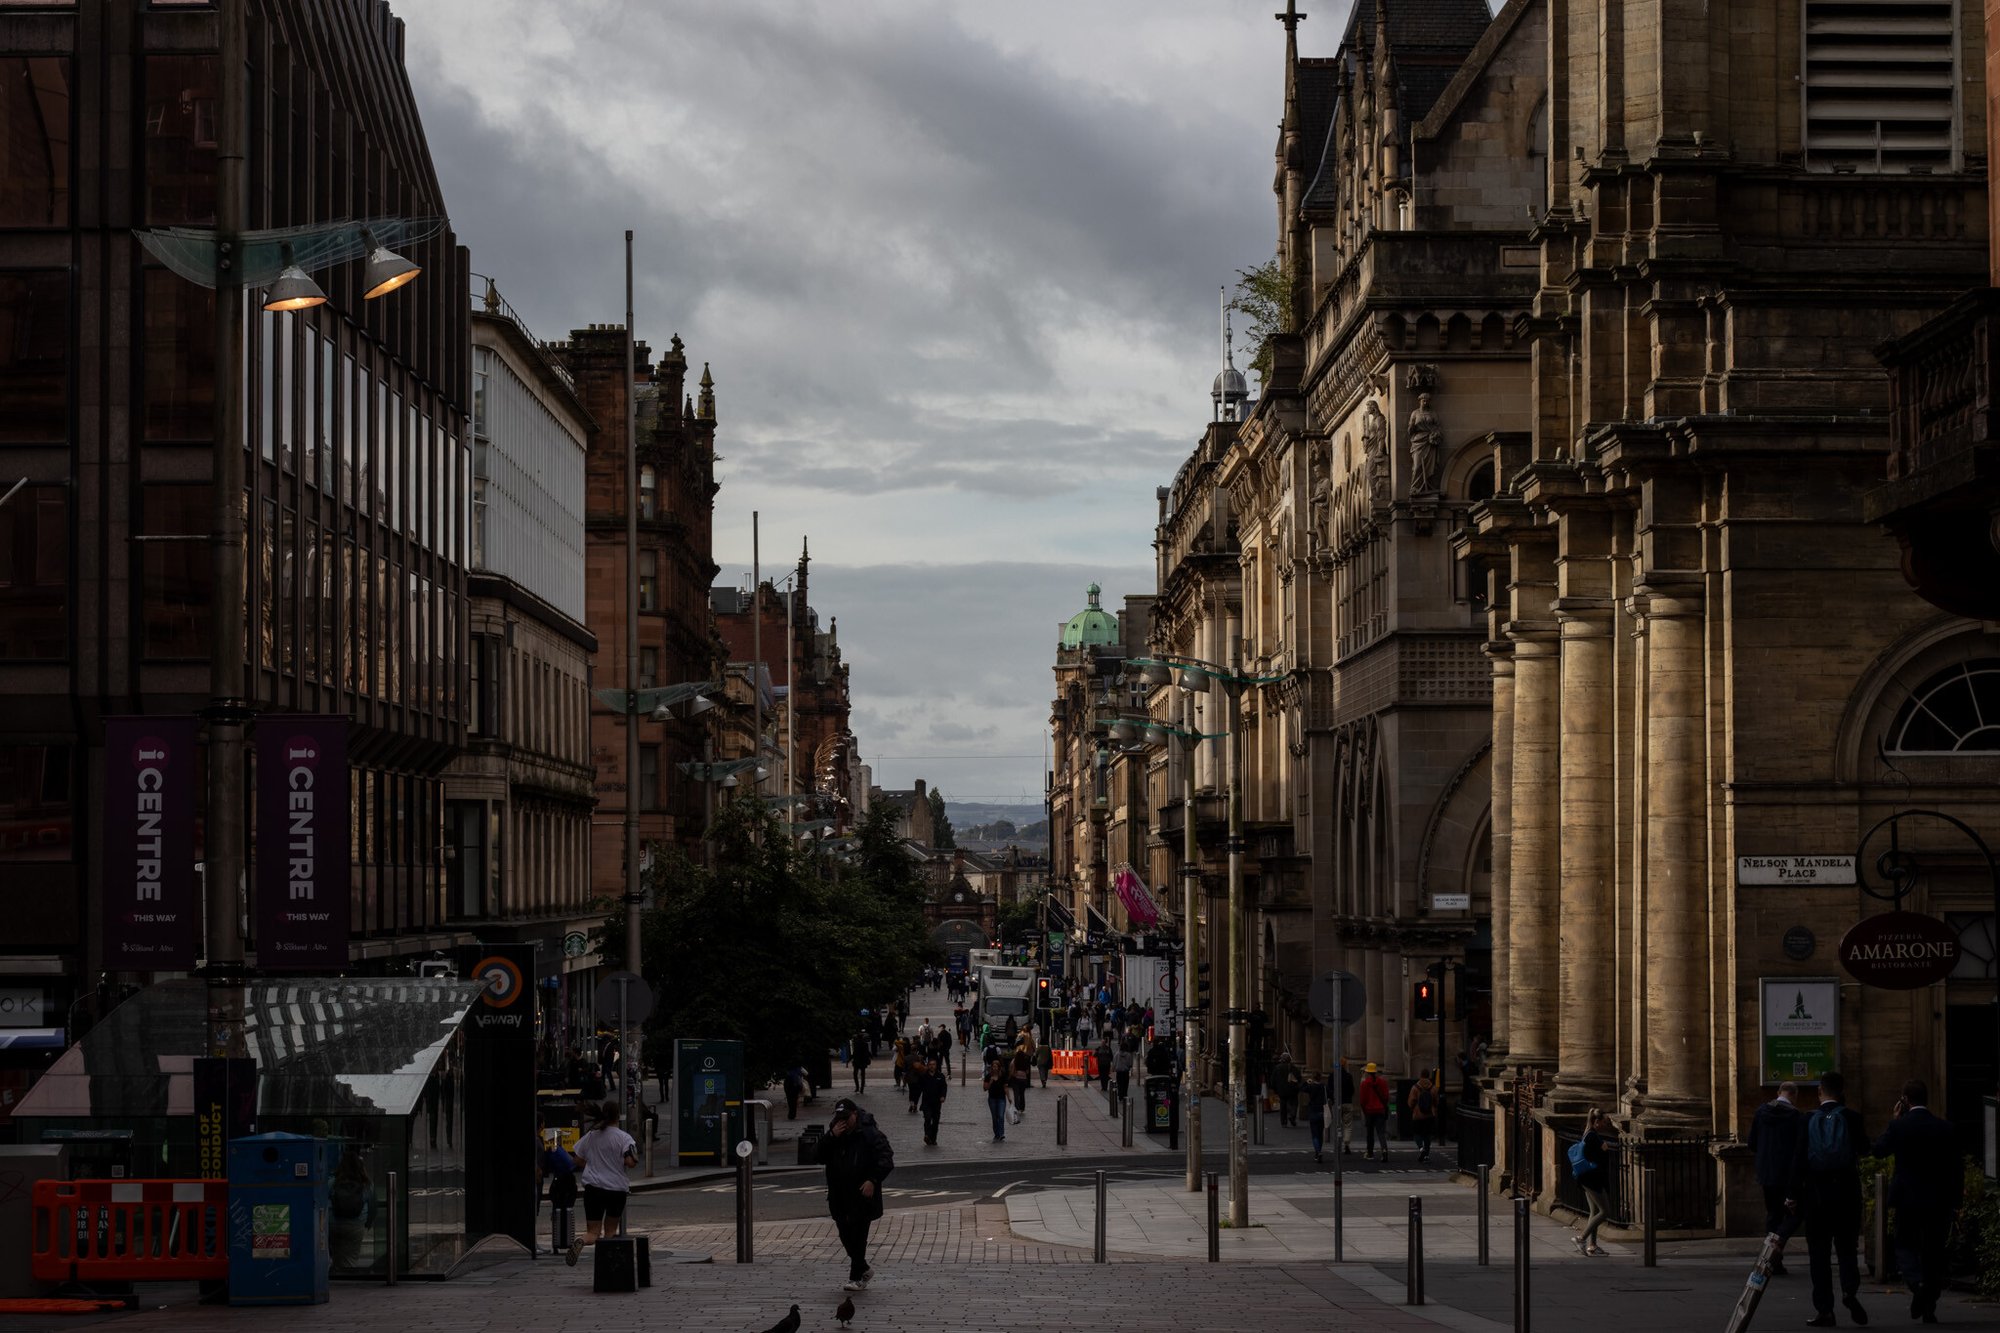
[204,0,248,1002]
[1182,686,1202,1193]
[1225,612,1248,1227]
[752,514,761,801]
[785,554,796,805]
[622,231,641,1133]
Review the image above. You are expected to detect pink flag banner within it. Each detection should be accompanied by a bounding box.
[1112,863,1161,927]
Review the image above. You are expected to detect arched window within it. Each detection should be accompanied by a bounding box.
[638,466,657,519]
[1888,659,2000,753]
[1464,460,1496,503]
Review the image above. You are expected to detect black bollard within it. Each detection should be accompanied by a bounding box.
[1406,1195,1425,1305]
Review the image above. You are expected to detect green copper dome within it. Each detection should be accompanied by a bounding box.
[1061,583,1119,650]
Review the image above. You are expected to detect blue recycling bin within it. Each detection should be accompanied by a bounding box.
[227,1133,331,1306]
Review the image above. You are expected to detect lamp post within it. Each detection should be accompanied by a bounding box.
[1123,642,1285,1227]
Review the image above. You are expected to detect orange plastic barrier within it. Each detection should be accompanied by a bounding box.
[31,1179,230,1284]
[1051,1050,1089,1078]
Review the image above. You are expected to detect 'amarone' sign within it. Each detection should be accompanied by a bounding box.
[1837,911,1960,989]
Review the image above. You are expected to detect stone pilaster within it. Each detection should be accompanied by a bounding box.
[1506,634,1561,1070]
[1485,650,1516,1068]
[1554,607,1615,1100]
[1638,591,1710,1122]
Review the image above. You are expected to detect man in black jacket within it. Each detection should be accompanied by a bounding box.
[1873,1079,1963,1324]
[817,1098,894,1290]
[1789,1071,1869,1328]
[1748,1081,1804,1275]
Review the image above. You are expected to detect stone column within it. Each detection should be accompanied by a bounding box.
[1555,609,1615,1099]
[1640,593,1710,1120]
[1485,651,1515,1066]
[1507,635,1561,1070]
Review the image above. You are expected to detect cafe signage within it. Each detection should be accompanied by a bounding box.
[1838,911,1960,989]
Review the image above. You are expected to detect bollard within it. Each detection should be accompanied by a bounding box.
[1477,1164,1490,1266]
[1206,1171,1221,1263]
[1253,1098,1265,1146]
[1406,1195,1425,1306]
[1871,1170,1888,1278]
[1093,1169,1108,1263]
[386,1171,399,1286]
[1122,1087,1135,1148]
[645,1127,655,1178]
[1642,1166,1657,1269]
[1333,1174,1344,1263]
[1058,1093,1069,1146]
[1514,1196,1531,1333]
[736,1148,754,1263]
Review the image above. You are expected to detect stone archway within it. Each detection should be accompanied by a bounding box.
[932,917,988,968]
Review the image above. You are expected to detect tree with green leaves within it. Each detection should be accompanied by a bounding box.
[927,787,955,849]
[1231,255,1291,381]
[601,800,934,1089]
[995,887,1046,948]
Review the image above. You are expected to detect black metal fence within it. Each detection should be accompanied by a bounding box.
[1619,1135,1717,1232]
[1551,1126,1628,1224]
[1510,1104,1544,1198]
[1455,1104,1494,1172]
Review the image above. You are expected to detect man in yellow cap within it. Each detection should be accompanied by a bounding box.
[1357,1062,1392,1161]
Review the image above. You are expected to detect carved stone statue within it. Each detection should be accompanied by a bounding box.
[1308,442,1330,548]
[1407,391,1442,494]
[1361,400,1390,505]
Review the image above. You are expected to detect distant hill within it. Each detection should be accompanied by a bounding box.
[939,801,1044,830]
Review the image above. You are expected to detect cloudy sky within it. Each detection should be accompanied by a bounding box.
[400,2,1328,809]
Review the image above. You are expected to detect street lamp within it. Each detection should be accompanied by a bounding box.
[1125,642,1285,1226]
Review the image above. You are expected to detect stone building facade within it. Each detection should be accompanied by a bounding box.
[554,326,720,900]
[444,279,600,1051]
[1462,0,1994,1225]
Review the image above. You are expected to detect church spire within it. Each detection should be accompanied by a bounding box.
[696,363,715,421]
[1277,0,1307,114]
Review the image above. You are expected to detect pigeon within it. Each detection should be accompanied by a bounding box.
[836,1294,856,1326]
[760,1307,801,1333]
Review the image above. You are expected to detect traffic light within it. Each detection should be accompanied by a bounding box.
[1038,976,1050,1002]
[1413,977,1438,1022]
[1194,960,1213,1009]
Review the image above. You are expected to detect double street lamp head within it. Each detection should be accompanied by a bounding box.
[360,229,421,300]
[262,246,326,313]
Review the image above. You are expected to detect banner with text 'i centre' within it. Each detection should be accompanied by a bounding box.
[255,716,350,970]
[103,717,199,969]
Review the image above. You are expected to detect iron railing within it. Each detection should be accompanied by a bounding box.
[1619,1135,1717,1232]
[1455,1103,1494,1172]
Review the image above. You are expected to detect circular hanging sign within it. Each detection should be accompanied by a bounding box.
[1838,911,1960,989]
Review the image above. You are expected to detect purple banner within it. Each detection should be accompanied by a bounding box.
[1113,863,1161,928]
[255,716,350,971]
[102,717,199,970]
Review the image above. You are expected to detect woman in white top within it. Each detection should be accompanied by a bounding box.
[565,1099,638,1265]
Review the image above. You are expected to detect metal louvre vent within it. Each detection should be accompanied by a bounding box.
[1804,0,1958,171]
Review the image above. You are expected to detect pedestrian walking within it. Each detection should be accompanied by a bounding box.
[1112,1041,1134,1104]
[936,1026,954,1076]
[1358,1063,1391,1160]
[1748,1081,1805,1275]
[1009,1040,1032,1121]
[850,1035,872,1092]
[1276,1053,1303,1128]
[564,1100,636,1265]
[1568,1107,1617,1256]
[784,1064,808,1120]
[817,1098,894,1291]
[539,1129,577,1256]
[1335,1059,1356,1155]
[1411,1071,1438,1162]
[917,1058,947,1146]
[1036,1040,1054,1088]
[983,1054,1010,1142]
[905,1053,923,1115]
[1872,1078,1963,1323]
[1305,1071,1329,1163]
[1094,1036,1114,1094]
[1789,1070,1869,1329]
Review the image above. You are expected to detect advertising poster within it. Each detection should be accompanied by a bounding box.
[102,717,199,969]
[1760,977,1839,1085]
[254,716,350,970]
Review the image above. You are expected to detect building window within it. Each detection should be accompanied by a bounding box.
[1889,659,2000,753]
[640,647,658,690]
[0,57,71,227]
[639,465,656,519]
[139,485,211,659]
[0,486,66,660]
[639,745,659,812]
[0,744,73,863]
[1804,0,1957,172]
[639,550,657,611]
[141,268,213,442]
[0,270,66,445]
[143,55,218,224]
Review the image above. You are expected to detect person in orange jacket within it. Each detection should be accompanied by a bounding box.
[1357,1062,1392,1160]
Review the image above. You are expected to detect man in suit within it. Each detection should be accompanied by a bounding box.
[1873,1079,1963,1324]
[1748,1081,1805,1275]
[1789,1071,1869,1328]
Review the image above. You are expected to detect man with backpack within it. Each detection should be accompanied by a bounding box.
[1789,1071,1869,1328]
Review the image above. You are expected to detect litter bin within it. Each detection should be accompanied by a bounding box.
[796,1123,824,1166]
[227,1133,330,1306]
[1144,1076,1177,1136]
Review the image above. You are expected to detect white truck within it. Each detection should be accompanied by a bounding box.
[1123,955,1181,1033]
[967,948,1001,983]
[976,965,1038,1041]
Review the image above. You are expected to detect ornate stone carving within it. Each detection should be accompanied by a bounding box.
[1407,391,1441,494]
[1307,440,1331,551]
[1362,400,1391,506]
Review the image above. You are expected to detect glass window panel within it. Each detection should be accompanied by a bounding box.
[139,485,211,659]
[143,56,217,225]
[258,310,275,462]
[0,484,65,660]
[0,270,66,444]
[142,269,213,441]
[0,744,73,864]
[258,498,275,669]
[0,57,70,227]
[280,508,295,674]
[319,334,336,492]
